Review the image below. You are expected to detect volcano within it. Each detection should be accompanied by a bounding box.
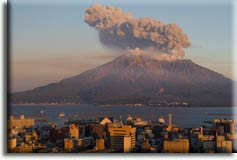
[11,54,233,107]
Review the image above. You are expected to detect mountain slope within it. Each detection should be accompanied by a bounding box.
[11,54,233,107]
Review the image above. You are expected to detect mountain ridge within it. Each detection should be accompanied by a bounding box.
[11,54,233,107]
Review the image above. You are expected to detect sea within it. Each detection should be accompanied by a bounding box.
[9,104,236,128]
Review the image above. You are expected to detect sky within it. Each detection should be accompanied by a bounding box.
[10,0,235,92]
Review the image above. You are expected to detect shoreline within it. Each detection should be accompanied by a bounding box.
[8,103,234,108]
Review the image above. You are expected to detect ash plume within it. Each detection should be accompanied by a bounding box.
[126,47,184,61]
[84,4,191,60]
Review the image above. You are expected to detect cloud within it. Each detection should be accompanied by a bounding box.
[84,4,191,60]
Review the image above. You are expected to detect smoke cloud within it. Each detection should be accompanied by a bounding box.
[84,4,191,60]
[126,47,184,61]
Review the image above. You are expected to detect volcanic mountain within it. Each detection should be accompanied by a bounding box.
[11,54,233,107]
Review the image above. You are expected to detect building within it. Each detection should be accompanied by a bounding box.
[163,139,189,153]
[107,122,122,128]
[14,142,33,153]
[217,126,224,135]
[64,138,74,151]
[197,134,215,152]
[158,117,165,124]
[109,125,136,152]
[95,138,105,151]
[49,126,69,142]
[77,137,93,149]
[214,119,235,134]
[220,141,232,153]
[216,136,232,153]
[8,137,17,151]
[123,136,132,152]
[166,114,172,131]
[230,121,235,134]
[85,124,106,139]
[133,118,148,126]
[202,141,215,152]
[24,131,38,143]
[216,135,225,152]
[79,125,86,137]
[99,117,113,125]
[69,124,79,139]
[64,137,93,151]
[8,115,34,129]
[141,139,151,152]
[126,114,133,121]
[198,134,215,141]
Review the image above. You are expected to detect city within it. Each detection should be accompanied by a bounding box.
[6,0,236,157]
[8,113,237,153]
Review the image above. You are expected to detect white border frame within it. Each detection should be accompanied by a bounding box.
[0,0,237,159]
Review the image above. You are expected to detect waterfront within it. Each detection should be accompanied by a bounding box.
[8,105,237,153]
[9,105,235,128]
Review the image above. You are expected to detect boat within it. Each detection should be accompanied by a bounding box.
[58,112,65,118]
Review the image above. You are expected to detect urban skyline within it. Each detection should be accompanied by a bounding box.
[8,113,237,153]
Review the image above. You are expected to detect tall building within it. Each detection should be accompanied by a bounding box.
[8,137,17,151]
[109,125,136,152]
[216,135,232,153]
[166,114,172,131]
[123,136,132,152]
[200,126,203,135]
[163,139,189,153]
[8,115,34,129]
[220,141,232,153]
[69,124,79,139]
[95,138,105,151]
[168,114,172,126]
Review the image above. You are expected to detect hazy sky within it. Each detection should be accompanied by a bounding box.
[10,0,234,92]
